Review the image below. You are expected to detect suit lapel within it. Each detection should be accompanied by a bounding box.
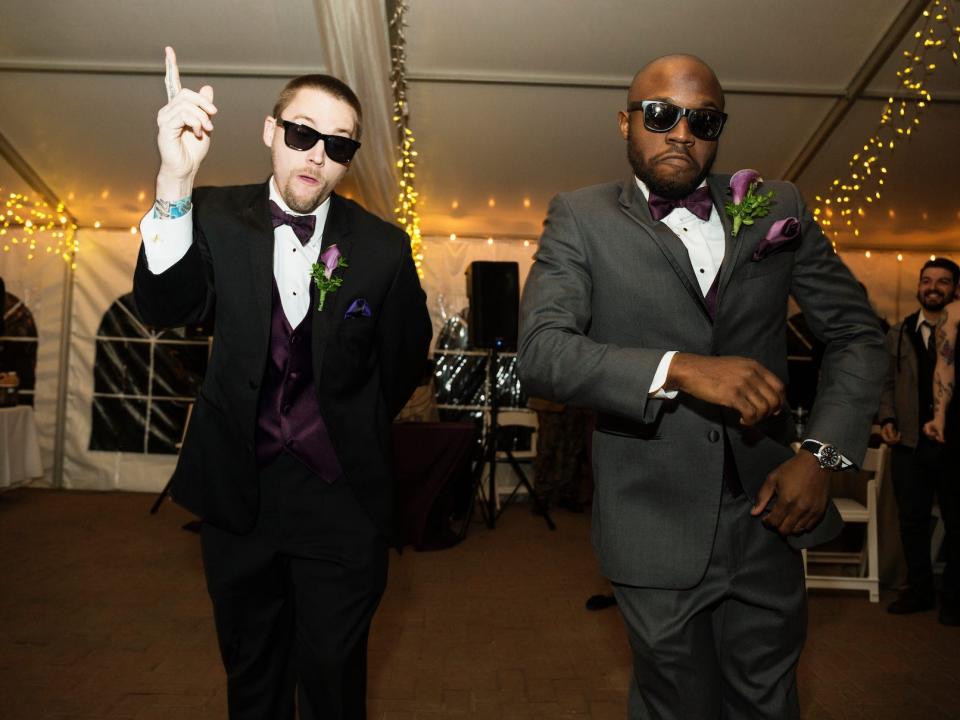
[618,176,710,320]
[709,174,745,308]
[241,182,275,347]
[311,193,354,378]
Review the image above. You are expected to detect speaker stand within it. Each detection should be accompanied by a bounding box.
[478,343,554,531]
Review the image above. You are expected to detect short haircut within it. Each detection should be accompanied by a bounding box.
[272,74,363,140]
[920,257,960,285]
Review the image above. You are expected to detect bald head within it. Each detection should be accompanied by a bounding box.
[628,55,724,111]
[618,54,725,199]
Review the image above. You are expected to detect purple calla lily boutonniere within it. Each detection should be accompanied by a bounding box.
[310,244,348,312]
[753,217,801,261]
[725,169,774,238]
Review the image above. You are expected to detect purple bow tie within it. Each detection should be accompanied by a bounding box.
[269,200,316,245]
[647,187,713,222]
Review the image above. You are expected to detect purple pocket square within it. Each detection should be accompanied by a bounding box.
[752,217,800,261]
[344,298,372,319]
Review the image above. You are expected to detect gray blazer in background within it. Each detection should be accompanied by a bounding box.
[517,173,887,589]
[877,312,923,449]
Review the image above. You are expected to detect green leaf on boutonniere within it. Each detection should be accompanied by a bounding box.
[725,182,775,238]
[310,256,348,312]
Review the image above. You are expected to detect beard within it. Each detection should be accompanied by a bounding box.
[278,174,328,214]
[918,289,951,313]
[627,127,715,200]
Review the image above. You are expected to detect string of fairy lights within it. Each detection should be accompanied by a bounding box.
[814,0,960,255]
[388,0,424,278]
[1,191,78,268]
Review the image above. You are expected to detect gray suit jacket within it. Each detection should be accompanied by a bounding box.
[877,312,923,449]
[517,173,886,589]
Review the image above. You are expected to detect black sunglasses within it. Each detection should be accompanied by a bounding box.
[274,119,361,164]
[627,100,727,141]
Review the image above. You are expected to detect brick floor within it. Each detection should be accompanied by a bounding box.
[0,488,956,719]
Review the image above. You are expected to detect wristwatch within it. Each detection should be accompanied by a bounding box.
[800,439,854,471]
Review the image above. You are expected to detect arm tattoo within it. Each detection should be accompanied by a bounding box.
[153,197,193,220]
[933,376,955,415]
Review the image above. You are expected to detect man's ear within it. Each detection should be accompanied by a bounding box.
[263,116,276,148]
[617,110,630,141]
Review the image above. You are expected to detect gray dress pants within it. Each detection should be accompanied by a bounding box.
[612,483,806,720]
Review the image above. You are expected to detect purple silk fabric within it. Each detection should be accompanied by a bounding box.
[255,281,343,482]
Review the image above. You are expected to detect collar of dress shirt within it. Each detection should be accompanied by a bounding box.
[916,310,939,332]
[634,176,709,210]
[268,176,330,246]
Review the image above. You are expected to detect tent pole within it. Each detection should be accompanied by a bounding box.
[782,0,931,182]
[52,256,75,489]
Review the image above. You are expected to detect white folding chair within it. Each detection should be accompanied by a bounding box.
[803,444,888,602]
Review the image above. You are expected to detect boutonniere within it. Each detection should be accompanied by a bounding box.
[725,169,775,238]
[310,244,348,312]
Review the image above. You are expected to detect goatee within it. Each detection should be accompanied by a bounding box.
[627,128,714,200]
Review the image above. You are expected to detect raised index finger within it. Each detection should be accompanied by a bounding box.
[164,46,182,102]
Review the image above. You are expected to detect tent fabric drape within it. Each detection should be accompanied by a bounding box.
[313,0,399,222]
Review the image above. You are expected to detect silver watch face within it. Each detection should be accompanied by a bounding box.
[818,444,841,469]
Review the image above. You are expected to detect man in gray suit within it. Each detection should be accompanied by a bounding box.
[518,55,886,719]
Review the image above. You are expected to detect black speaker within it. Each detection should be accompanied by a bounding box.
[466,261,519,350]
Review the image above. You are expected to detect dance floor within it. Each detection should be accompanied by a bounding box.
[0,488,956,719]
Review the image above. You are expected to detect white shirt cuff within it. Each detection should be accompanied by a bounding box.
[139,208,194,275]
[649,350,679,399]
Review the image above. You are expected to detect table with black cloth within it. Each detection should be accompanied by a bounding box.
[392,422,477,550]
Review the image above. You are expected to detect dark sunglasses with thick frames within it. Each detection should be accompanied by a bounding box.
[627,100,727,141]
[275,118,361,164]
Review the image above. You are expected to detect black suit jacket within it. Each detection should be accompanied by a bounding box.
[133,182,432,538]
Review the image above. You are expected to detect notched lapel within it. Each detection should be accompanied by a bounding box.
[311,193,355,379]
[709,175,746,306]
[618,177,710,321]
[241,183,275,348]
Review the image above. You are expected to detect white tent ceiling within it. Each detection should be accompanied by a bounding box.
[1,0,958,251]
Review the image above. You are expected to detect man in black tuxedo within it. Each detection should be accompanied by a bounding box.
[134,48,431,719]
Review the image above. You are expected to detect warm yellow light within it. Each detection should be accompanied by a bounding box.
[487,237,494,245]
[451,200,459,210]
[523,240,530,247]
[865,251,871,258]
[487,198,496,208]
[93,221,101,229]
[523,198,531,209]
[931,255,937,261]
[100,189,110,200]
[449,233,456,241]
[897,253,903,262]
[130,226,138,235]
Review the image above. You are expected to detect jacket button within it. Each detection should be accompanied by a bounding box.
[249,380,258,390]
[707,430,720,443]
[282,404,292,414]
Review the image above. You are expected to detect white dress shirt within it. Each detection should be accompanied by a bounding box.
[637,177,725,397]
[139,177,330,329]
[916,310,937,350]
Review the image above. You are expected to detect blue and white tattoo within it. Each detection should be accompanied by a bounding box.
[153,197,192,220]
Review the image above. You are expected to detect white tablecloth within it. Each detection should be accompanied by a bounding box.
[0,405,43,488]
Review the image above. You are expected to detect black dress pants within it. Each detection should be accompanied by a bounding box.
[201,452,388,719]
[891,438,958,595]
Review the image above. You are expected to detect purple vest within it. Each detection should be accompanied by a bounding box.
[255,281,343,482]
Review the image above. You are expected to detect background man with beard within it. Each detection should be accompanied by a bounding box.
[133,49,431,718]
[518,54,885,719]
[881,258,960,625]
